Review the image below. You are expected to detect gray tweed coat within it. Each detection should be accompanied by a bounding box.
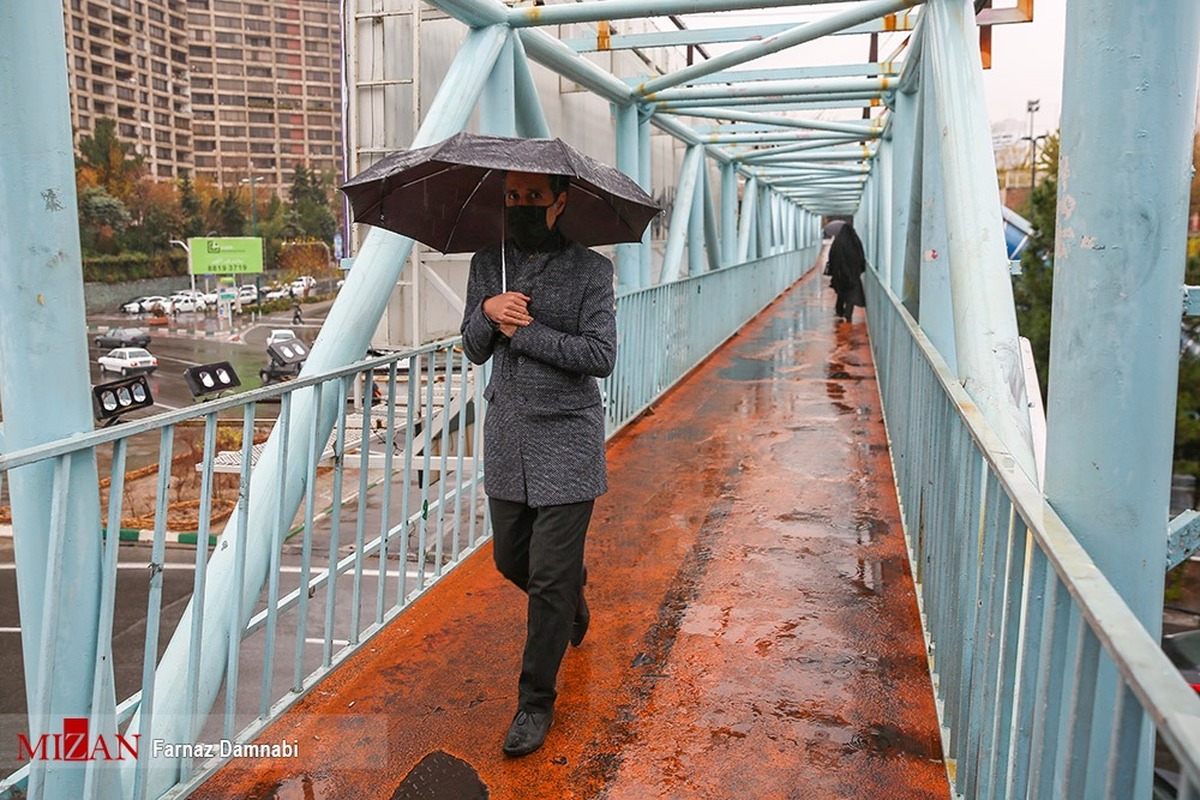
[460,238,617,507]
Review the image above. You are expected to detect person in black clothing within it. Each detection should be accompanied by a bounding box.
[827,219,867,322]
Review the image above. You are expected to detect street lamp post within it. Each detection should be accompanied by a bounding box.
[169,238,195,294]
[240,175,259,237]
[1021,133,1050,191]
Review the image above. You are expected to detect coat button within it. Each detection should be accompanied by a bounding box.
[518,356,526,364]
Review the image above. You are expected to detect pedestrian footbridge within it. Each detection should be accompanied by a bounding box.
[2,1,1199,798]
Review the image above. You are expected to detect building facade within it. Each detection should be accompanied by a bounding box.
[62,0,343,195]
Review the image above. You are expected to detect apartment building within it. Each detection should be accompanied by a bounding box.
[62,0,343,195]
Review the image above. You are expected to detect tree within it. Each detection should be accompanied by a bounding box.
[76,118,144,204]
[78,186,132,254]
[177,170,206,238]
[208,189,247,236]
[285,164,337,243]
[1011,132,1060,401]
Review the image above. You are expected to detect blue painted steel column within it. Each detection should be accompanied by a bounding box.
[481,31,516,135]
[687,151,706,276]
[123,24,511,798]
[661,144,702,283]
[513,36,551,138]
[720,161,738,266]
[0,3,118,797]
[701,159,721,271]
[916,53,955,372]
[737,176,758,263]
[925,0,1035,479]
[638,110,653,286]
[615,102,642,291]
[1046,0,1200,643]
[889,87,917,295]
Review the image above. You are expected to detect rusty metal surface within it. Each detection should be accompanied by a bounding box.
[191,268,949,799]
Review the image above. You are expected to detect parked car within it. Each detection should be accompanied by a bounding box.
[291,275,316,296]
[122,295,173,315]
[264,284,291,301]
[94,327,151,349]
[238,284,259,303]
[98,347,158,376]
[173,289,208,309]
[121,296,152,314]
[266,329,298,348]
[201,287,222,305]
[169,293,207,313]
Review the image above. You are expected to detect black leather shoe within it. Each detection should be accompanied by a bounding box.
[502,709,553,757]
[571,566,590,647]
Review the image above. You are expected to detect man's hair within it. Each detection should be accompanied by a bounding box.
[548,174,570,197]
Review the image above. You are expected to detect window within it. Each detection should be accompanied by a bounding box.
[218,94,245,106]
[220,125,246,137]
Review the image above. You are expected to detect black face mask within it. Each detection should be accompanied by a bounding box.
[506,204,554,252]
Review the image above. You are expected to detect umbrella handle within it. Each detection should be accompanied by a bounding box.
[501,241,506,294]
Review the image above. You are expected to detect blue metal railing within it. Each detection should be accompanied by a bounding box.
[605,246,816,433]
[864,267,1200,797]
[0,247,815,799]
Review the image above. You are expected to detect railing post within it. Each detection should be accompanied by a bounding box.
[638,109,653,286]
[1044,13,1200,794]
[737,176,758,263]
[0,2,118,797]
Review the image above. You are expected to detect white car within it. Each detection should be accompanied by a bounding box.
[168,293,206,313]
[266,329,298,348]
[201,287,222,305]
[238,285,259,303]
[291,275,316,296]
[98,347,158,376]
[122,295,172,314]
[132,295,173,315]
[264,284,291,301]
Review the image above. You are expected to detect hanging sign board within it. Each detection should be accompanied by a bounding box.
[188,237,264,274]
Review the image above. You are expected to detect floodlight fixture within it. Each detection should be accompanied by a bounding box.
[267,338,310,366]
[92,374,155,426]
[183,361,242,398]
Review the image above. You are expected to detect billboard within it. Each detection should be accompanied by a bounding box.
[188,237,263,274]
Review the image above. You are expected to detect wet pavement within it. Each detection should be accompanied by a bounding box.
[191,267,950,799]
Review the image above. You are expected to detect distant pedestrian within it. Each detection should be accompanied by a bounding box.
[292,303,303,325]
[827,219,867,323]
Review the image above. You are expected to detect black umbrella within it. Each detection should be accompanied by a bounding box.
[339,132,659,254]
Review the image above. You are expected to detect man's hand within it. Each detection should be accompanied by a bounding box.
[484,292,532,329]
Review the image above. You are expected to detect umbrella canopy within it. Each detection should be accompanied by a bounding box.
[340,132,659,253]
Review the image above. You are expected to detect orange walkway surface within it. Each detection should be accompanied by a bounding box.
[193,267,950,799]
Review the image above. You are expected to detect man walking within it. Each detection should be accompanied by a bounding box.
[459,170,617,757]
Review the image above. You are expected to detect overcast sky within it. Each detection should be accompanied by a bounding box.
[980,0,1067,134]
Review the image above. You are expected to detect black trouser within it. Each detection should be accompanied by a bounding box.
[489,497,592,714]
[834,292,854,321]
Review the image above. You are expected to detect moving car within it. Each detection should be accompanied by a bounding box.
[94,327,151,348]
[264,284,292,301]
[98,347,158,376]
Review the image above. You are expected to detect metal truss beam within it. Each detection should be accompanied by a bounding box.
[565,13,919,52]
[640,62,903,87]
[645,76,893,103]
[511,0,892,28]
[636,0,923,96]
